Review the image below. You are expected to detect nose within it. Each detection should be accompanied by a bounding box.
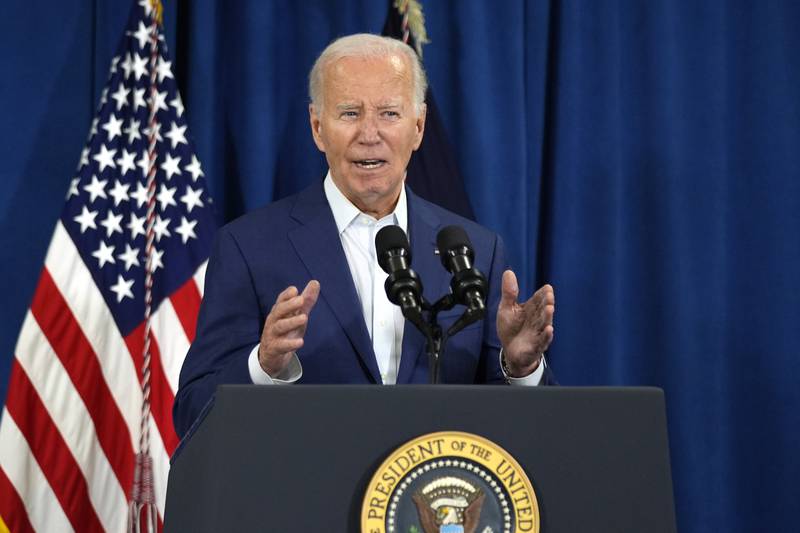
[358,114,381,145]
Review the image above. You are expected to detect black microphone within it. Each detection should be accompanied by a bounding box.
[375,225,424,322]
[436,225,487,318]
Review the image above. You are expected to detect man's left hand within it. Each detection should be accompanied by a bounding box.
[496,270,555,378]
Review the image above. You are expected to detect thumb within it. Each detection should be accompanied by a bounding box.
[300,280,320,315]
[499,270,519,310]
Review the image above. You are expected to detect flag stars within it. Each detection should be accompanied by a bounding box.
[170,95,184,118]
[156,57,174,83]
[92,241,116,268]
[83,175,108,203]
[149,89,168,113]
[78,147,90,169]
[180,185,204,213]
[184,154,204,181]
[108,180,131,206]
[130,182,150,209]
[132,21,152,50]
[121,52,134,79]
[93,144,117,173]
[100,210,124,237]
[147,247,164,273]
[124,119,142,145]
[102,114,124,141]
[127,212,146,238]
[137,150,151,178]
[157,184,178,211]
[117,244,140,271]
[175,217,198,244]
[139,0,154,17]
[161,153,182,180]
[116,149,137,176]
[143,122,163,142]
[153,215,171,242]
[132,88,146,112]
[110,84,130,111]
[164,122,187,149]
[110,274,135,303]
[132,53,149,81]
[73,206,98,233]
[66,177,80,199]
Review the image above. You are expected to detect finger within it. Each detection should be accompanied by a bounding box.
[271,294,306,319]
[499,270,519,310]
[529,283,554,309]
[269,313,308,336]
[535,325,555,353]
[300,279,320,315]
[265,337,304,355]
[538,303,555,331]
[276,285,298,303]
[524,284,554,322]
[540,284,555,306]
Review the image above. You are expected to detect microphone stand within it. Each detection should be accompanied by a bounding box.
[418,295,485,384]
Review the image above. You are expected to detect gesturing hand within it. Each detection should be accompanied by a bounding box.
[258,280,320,376]
[496,270,554,377]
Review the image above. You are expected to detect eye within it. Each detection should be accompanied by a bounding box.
[340,110,359,119]
[382,110,400,119]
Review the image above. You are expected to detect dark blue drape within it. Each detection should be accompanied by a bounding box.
[1,1,798,531]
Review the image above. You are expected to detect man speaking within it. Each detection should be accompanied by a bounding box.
[173,34,556,438]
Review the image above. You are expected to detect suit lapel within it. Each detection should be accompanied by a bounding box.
[396,189,451,384]
[287,183,381,383]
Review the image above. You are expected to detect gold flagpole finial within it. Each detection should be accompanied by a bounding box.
[395,0,430,56]
[150,0,163,25]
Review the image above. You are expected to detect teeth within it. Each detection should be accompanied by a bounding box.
[356,160,384,168]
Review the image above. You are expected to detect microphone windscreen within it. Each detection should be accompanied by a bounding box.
[375,225,410,259]
[436,225,472,253]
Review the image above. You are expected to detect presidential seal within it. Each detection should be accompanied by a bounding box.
[361,431,539,533]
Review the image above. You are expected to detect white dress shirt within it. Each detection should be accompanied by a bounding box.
[247,173,546,385]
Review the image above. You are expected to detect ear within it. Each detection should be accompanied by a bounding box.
[309,104,326,152]
[412,103,427,151]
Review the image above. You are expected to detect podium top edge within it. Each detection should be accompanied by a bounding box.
[216,384,666,395]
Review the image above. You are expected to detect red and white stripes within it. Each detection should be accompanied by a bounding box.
[0,222,206,531]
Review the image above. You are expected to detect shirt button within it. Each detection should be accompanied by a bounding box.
[379,320,386,328]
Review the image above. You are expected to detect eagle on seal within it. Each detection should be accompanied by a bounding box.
[412,476,486,533]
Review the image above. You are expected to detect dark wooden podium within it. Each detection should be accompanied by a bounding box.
[164,386,676,532]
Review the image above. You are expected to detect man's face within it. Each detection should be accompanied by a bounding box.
[309,53,426,218]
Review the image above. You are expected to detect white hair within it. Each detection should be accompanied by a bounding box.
[309,33,428,115]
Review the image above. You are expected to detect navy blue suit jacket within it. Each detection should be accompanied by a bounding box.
[173,180,555,437]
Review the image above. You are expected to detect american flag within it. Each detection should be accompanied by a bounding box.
[0,1,215,531]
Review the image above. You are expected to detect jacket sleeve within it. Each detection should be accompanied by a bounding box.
[173,226,263,438]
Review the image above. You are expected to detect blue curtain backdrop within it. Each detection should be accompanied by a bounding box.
[1,1,798,531]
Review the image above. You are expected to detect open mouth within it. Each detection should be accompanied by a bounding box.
[353,159,387,169]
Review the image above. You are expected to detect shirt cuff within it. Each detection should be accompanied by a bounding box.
[247,345,303,384]
[500,349,546,386]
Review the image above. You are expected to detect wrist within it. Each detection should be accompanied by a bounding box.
[501,349,542,378]
[258,345,284,377]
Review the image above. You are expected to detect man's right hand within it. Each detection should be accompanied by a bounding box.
[258,280,320,377]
